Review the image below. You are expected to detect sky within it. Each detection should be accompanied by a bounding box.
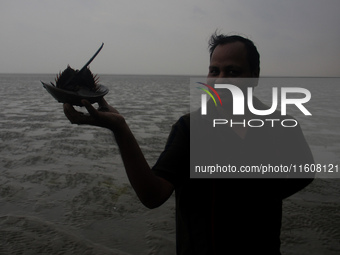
[1,0,339,76]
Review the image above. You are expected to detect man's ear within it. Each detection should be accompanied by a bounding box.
[251,70,259,87]
[249,77,259,88]
[252,69,260,78]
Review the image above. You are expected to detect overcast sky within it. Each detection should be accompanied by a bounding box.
[1,0,339,76]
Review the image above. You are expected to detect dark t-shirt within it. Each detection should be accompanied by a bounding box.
[152,98,314,255]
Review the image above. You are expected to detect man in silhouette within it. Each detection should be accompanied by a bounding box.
[63,33,314,254]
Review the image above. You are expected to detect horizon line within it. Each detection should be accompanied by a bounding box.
[0,72,339,78]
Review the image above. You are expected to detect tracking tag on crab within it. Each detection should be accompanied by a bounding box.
[42,43,109,106]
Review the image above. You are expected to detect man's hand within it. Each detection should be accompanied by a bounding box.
[63,98,125,132]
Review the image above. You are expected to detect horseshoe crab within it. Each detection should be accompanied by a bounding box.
[42,43,108,106]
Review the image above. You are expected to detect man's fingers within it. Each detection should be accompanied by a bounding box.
[63,100,115,128]
[82,100,100,118]
[63,103,80,124]
[63,102,93,125]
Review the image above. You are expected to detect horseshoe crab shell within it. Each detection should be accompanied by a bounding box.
[42,81,109,107]
[42,43,108,106]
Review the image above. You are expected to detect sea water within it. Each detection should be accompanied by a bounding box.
[0,74,339,254]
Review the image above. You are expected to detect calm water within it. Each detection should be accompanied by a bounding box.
[0,74,339,254]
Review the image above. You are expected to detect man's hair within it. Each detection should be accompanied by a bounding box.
[208,32,260,77]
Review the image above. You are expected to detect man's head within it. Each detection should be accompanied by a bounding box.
[208,33,260,78]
